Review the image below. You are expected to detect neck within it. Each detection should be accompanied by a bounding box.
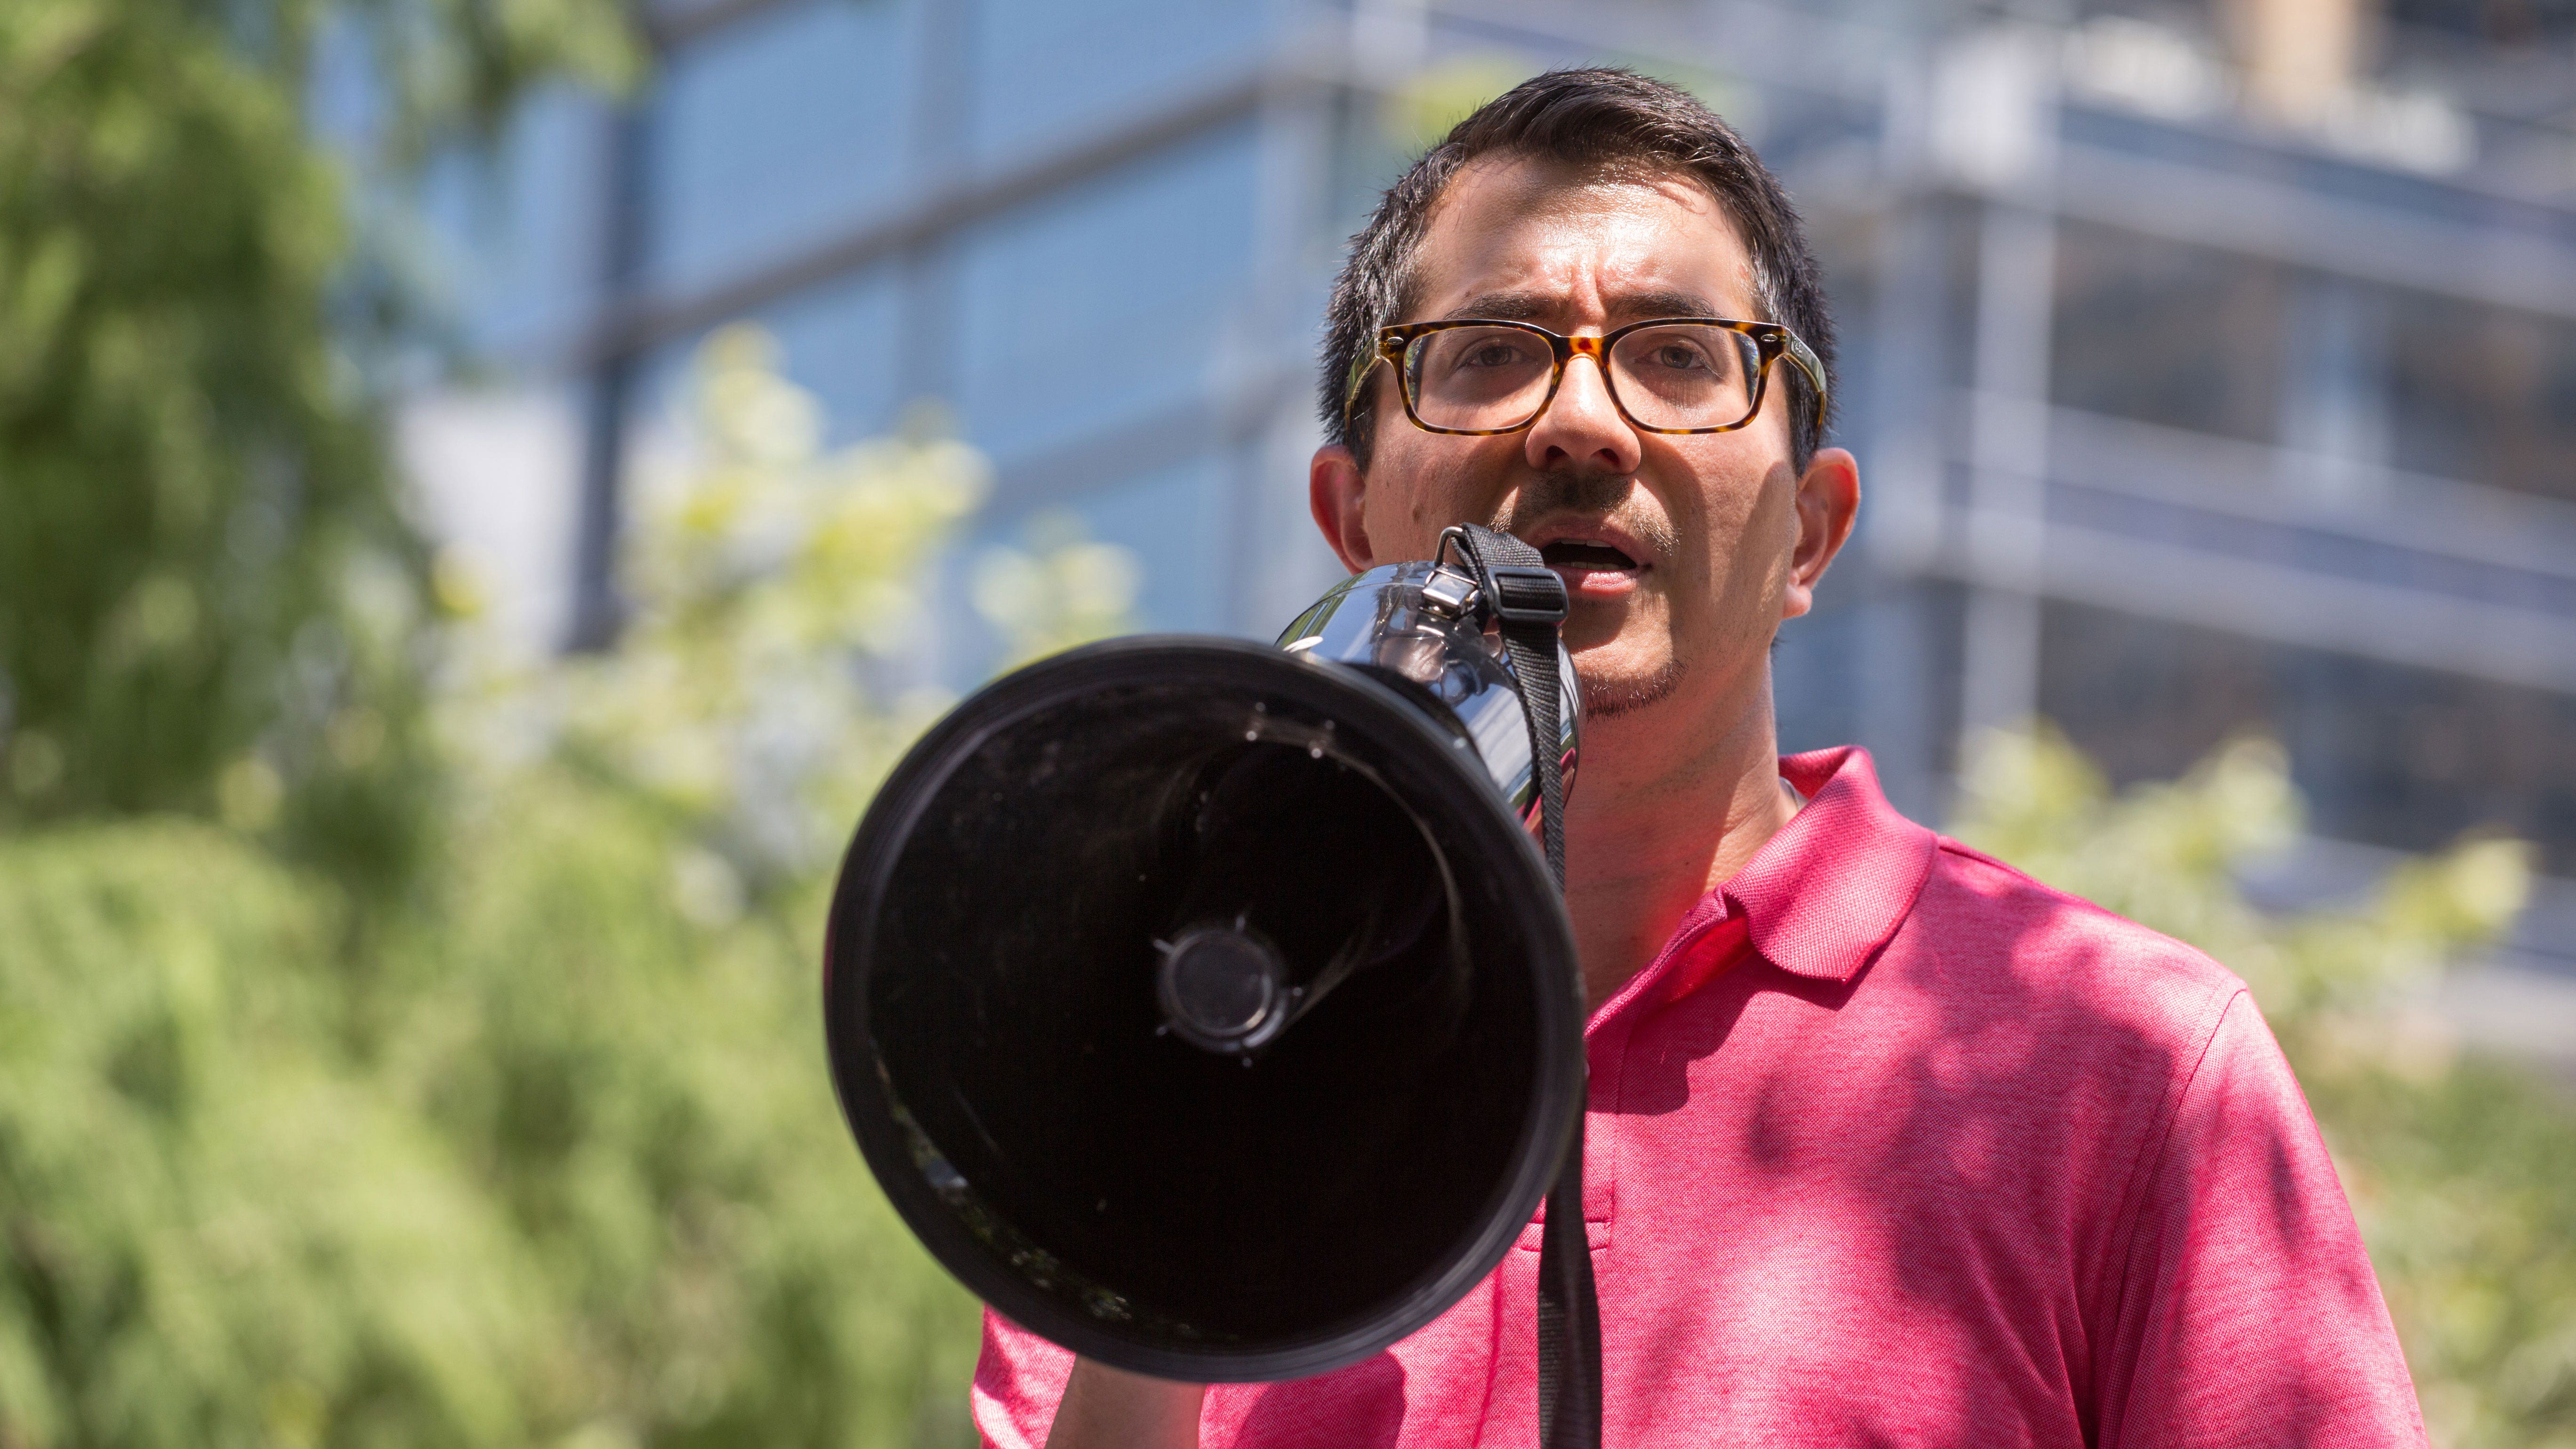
[1561,663,1790,1013]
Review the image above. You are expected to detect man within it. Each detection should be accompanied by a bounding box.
[979,69,2425,1447]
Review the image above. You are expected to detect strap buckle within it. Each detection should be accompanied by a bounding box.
[1417,566,1482,620]
[1482,564,1569,627]
[1435,524,1570,628]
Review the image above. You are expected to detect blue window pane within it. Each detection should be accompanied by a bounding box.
[912,456,1224,692]
[1071,456,1227,633]
[645,0,917,299]
[629,267,906,448]
[962,453,1226,644]
[953,122,1260,465]
[971,0,1273,158]
[418,87,613,360]
[762,270,910,445]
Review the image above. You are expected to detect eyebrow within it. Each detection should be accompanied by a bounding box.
[1439,288,1726,325]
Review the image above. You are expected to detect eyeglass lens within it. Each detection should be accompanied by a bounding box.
[1401,324,1762,432]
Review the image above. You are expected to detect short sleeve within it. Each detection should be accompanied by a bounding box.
[2095,990,2427,1447]
[973,1308,1077,1449]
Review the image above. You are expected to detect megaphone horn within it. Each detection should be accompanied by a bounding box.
[823,548,1586,1385]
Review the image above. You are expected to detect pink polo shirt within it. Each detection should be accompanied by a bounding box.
[973,746,2425,1447]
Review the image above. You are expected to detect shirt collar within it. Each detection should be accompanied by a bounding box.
[1715,746,1940,985]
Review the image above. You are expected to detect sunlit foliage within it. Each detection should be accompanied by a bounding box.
[971,513,1144,673]
[520,326,992,900]
[2,334,1137,1449]
[0,0,634,894]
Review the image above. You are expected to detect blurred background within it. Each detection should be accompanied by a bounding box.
[3,0,2573,1444]
[401,0,2576,1013]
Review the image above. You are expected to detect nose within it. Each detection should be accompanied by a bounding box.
[1524,348,1641,476]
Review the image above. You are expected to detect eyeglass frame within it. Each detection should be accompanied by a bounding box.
[1343,316,1829,444]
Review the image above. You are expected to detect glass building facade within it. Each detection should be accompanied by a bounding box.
[405,0,2576,1004]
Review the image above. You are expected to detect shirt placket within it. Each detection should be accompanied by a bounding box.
[1467,896,1741,1446]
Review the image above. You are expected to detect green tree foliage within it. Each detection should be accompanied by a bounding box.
[1952,728,2576,1448]
[0,821,547,1448]
[524,326,994,902]
[0,0,634,892]
[2,334,1141,1448]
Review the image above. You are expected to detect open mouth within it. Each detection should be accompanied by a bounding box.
[1538,540,1641,573]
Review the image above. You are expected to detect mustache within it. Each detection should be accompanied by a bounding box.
[1490,470,1681,561]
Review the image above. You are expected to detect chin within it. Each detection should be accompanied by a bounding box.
[1572,651,1686,721]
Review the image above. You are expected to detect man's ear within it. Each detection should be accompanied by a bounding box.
[1781,446,1860,621]
[1309,443,1376,574]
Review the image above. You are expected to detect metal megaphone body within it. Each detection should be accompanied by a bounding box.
[823,556,1586,1382]
[1279,560,1581,836]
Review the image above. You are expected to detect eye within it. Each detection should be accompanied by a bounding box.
[1460,341,1530,368]
[1648,343,1709,371]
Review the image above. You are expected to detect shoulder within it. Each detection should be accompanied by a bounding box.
[1891,836,2249,1061]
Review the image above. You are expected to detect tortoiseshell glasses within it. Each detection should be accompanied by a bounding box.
[1346,317,1828,440]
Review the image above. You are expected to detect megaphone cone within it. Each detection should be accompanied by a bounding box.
[825,562,1584,1382]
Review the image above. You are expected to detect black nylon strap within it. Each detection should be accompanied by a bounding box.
[1448,524,1600,1449]
[1537,1119,1602,1447]
[1450,526,1568,890]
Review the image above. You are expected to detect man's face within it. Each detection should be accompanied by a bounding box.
[1312,155,1856,727]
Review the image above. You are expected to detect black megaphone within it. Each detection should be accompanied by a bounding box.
[823,542,1586,1384]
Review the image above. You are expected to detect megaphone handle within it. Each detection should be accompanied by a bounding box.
[1448,524,1601,1449]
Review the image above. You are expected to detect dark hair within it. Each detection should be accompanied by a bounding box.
[1320,67,1836,472]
